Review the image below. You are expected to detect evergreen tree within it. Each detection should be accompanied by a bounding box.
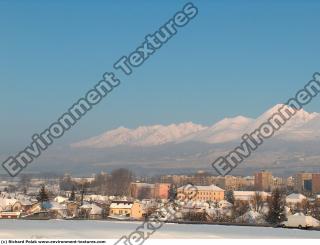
[225,190,235,205]
[267,188,286,225]
[69,186,76,201]
[80,183,87,206]
[168,184,177,202]
[37,185,49,203]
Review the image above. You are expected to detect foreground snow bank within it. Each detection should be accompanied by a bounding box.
[0,220,319,239]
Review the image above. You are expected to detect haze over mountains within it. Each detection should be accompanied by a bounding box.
[4,104,318,176]
[65,104,320,176]
[72,104,320,148]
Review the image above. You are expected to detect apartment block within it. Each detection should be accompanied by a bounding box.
[312,173,320,194]
[294,172,312,193]
[254,171,272,191]
[177,184,224,202]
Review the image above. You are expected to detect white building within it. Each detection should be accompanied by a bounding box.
[286,193,307,208]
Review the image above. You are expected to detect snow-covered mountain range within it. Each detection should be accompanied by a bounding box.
[72,104,320,149]
[14,104,320,176]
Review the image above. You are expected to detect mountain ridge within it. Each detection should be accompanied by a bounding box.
[72,104,320,148]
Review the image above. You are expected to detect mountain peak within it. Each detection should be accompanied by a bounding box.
[259,103,317,123]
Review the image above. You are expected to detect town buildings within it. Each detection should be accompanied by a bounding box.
[294,172,313,193]
[1,169,320,222]
[160,173,255,191]
[130,182,171,200]
[177,184,225,202]
[290,172,320,194]
[214,175,254,190]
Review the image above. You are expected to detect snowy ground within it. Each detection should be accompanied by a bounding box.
[0,220,319,239]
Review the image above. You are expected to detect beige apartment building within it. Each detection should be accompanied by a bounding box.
[177,184,224,202]
[214,175,254,191]
[312,173,320,194]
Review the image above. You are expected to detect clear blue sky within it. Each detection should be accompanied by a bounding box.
[1,0,320,153]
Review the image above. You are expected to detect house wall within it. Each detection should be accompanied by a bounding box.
[312,174,320,194]
[195,190,224,202]
[154,183,170,199]
[12,202,22,212]
[110,207,131,216]
[177,188,225,202]
[131,202,143,220]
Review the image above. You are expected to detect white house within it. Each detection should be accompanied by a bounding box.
[80,203,103,219]
[286,193,307,208]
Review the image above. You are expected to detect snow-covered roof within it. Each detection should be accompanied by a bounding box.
[54,196,68,203]
[0,193,33,207]
[236,210,266,224]
[0,192,10,199]
[84,195,109,202]
[183,200,210,209]
[89,204,102,215]
[218,200,233,208]
[286,193,306,203]
[140,199,157,209]
[80,203,102,215]
[80,203,92,209]
[0,198,18,209]
[19,199,32,206]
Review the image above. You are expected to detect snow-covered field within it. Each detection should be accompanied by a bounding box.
[0,220,319,239]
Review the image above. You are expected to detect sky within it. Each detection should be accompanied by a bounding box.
[1,0,320,153]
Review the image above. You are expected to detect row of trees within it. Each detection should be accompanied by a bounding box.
[225,189,286,224]
[60,168,134,197]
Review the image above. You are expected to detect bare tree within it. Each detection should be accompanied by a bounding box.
[137,186,152,200]
[184,210,207,222]
[110,168,133,196]
[233,200,250,220]
[92,173,109,195]
[252,192,264,212]
[19,174,31,190]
